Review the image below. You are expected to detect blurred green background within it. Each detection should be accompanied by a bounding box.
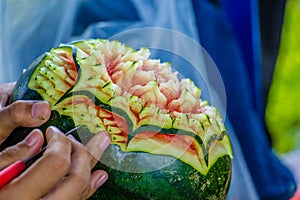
[265,0,300,154]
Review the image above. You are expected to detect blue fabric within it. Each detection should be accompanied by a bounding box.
[221,0,264,117]
[0,0,78,83]
[192,0,296,199]
[73,0,139,35]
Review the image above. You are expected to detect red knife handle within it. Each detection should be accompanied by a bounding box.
[0,160,26,188]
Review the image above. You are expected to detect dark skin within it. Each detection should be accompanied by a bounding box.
[0,83,111,199]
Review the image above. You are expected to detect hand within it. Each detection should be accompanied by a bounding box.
[0,82,51,144]
[0,82,111,199]
[0,127,111,200]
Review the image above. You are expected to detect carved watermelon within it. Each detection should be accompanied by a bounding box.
[10,39,233,199]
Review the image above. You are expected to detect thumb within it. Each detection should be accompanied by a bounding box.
[0,129,44,169]
[0,101,51,143]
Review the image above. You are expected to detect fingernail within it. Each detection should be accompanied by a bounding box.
[24,131,39,147]
[31,101,48,120]
[46,126,60,138]
[47,126,61,135]
[96,173,108,188]
[68,134,77,141]
[98,132,111,150]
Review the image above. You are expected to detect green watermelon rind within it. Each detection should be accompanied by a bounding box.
[93,146,232,200]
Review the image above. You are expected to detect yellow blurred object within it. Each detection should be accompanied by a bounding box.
[266,0,300,153]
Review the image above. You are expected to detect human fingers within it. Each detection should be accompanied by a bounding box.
[0,82,15,109]
[0,129,44,169]
[0,126,72,200]
[86,170,108,199]
[85,170,108,198]
[0,100,51,143]
[85,131,111,167]
[75,132,111,198]
[42,132,110,200]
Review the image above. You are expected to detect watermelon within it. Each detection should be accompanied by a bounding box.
[8,39,233,199]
